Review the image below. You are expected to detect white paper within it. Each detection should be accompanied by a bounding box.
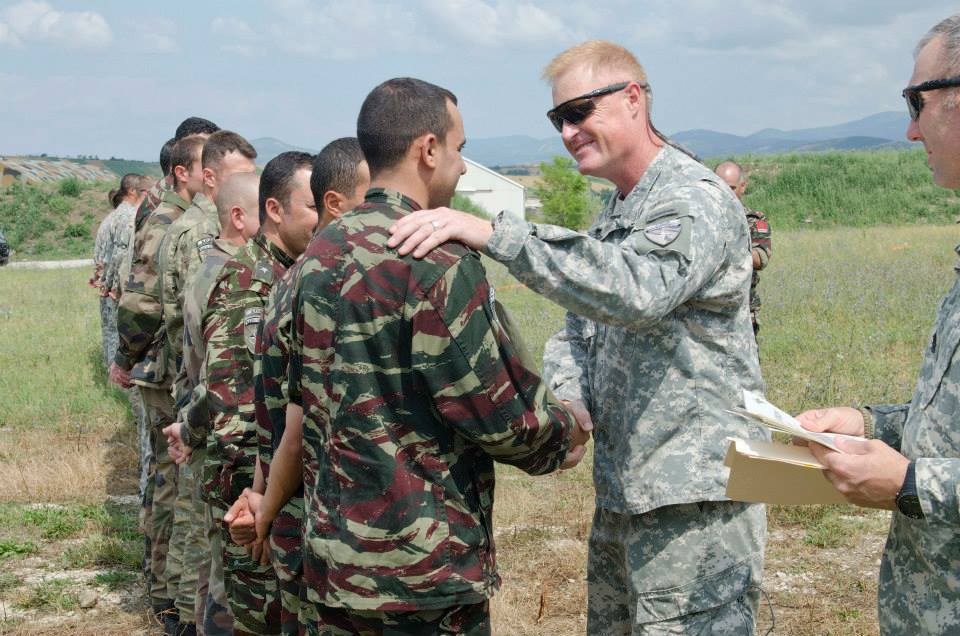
[729,390,862,453]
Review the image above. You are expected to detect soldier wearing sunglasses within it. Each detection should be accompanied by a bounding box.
[796,13,960,636]
[389,40,767,634]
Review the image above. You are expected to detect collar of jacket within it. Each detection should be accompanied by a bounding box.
[162,188,192,212]
[363,187,423,212]
[253,232,295,269]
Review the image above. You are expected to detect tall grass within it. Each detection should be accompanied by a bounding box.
[737,148,960,228]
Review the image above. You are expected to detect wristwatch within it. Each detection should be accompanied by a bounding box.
[895,461,925,520]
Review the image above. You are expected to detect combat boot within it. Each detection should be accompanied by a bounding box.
[176,622,197,636]
[162,607,180,635]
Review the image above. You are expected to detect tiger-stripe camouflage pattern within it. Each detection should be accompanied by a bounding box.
[204,232,291,635]
[288,188,575,615]
[180,237,239,634]
[745,207,771,330]
[255,257,307,636]
[305,600,490,636]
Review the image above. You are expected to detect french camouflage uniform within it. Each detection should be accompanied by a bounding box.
[864,243,960,634]
[135,174,173,232]
[115,187,191,611]
[254,257,307,636]
[181,236,239,636]
[745,207,771,333]
[288,188,575,633]
[204,232,291,635]
[485,145,768,634]
[158,191,221,628]
[105,200,151,502]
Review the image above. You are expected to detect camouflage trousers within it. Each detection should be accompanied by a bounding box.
[135,387,152,504]
[168,449,208,625]
[141,386,179,605]
[269,494,305,636]
[215,504,282,635]
[303,600,491,636]
[204,505,235,636]
[99,296,118,369]
[587,501,766,635]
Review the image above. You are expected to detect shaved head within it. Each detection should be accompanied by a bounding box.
[216,171,260,227]
[715,161,746,199]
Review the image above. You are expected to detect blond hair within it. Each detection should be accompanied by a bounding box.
[542,40,648,86]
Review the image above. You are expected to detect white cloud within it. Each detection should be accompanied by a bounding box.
[211,16,258,40]
[423,0,576,45]
[0,0,111,49]
[136,17,178,53]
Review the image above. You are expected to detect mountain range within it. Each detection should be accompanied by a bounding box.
[251,111,917,169]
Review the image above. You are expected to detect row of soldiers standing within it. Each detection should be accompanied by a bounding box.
[96,116,371,635]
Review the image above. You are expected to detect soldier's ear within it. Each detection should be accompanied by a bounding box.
[202,167,216,191]
[264,197,284,225]
[173,164,188,186]
[323,190,346,218]
[419,133,439,170]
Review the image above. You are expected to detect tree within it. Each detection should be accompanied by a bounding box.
[451,193,490,219]
[534,156,598,230]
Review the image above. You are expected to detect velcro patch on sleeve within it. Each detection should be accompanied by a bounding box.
[243,307,263,353]
[643,219,683,247]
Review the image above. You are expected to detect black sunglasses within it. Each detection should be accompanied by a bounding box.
[902,75,960,121]
[546,82,631,132]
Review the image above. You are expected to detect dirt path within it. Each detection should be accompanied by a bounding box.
[4,259,93,270]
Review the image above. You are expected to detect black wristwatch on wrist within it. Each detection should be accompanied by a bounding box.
[896,461,925,520]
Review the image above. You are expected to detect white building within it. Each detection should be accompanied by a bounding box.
[456,157,525,219]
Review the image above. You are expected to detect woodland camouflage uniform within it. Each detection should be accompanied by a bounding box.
[115,187,191,611]
[157,190,221,629]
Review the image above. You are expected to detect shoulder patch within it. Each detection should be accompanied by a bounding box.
[253,261,274,284]
[196,237,214,253]
[244,307,263,353]
[643,219,683,247]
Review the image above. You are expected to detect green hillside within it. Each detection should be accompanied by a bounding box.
[722,148,960,229]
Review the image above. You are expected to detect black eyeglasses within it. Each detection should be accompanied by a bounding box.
[546,82,632,132]
[902,75,960,121]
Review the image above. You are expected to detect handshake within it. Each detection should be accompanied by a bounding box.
[560,399,593,470]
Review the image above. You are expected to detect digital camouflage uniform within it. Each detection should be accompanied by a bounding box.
[254,257,307,636]
[745,208,771,333]
[115,187,191,610]
[181,237,239,636]
[158,191,221,628]
[95,205,123,369]
[288,188,575,633]
[204,232,291,635]
[484,145,768,635]
[864,244,960,634]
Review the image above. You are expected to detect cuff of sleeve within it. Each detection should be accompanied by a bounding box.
[865,403,908,449]
[915,457,960,525]
[483,211,530,262]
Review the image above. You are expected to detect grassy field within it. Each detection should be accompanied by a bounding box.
[1,222,958,634]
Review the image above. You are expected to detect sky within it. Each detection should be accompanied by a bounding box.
[0,0,956,161]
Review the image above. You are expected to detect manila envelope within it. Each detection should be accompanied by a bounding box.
[724,437,847,505]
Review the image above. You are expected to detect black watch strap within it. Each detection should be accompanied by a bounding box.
[896,461,924,520]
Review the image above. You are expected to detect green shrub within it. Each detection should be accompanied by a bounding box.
[63,222,90,239]
[58,177,83,197]
[48,195,72,216]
